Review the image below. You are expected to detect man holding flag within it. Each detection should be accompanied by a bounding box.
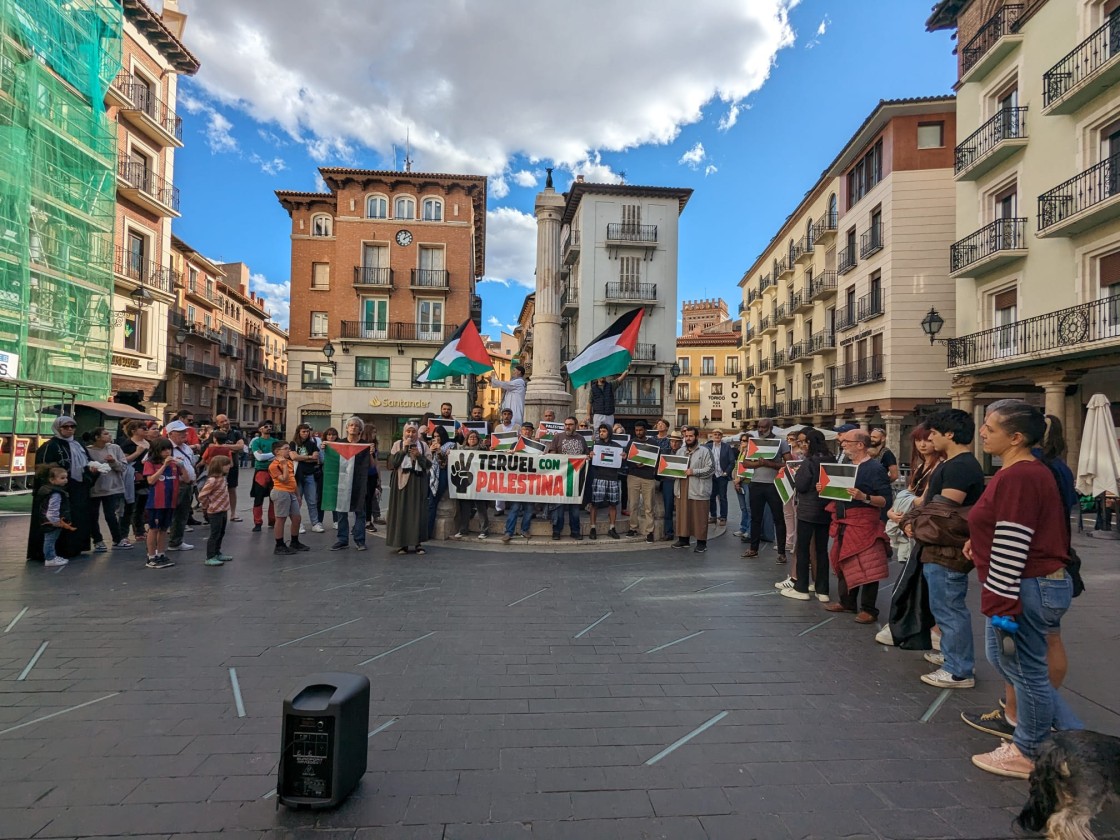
[486,365,526,428]
[566,307,644,393]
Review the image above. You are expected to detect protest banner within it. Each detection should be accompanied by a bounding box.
[627,441,660,468]
[819,463,859,501]
[592,444,623,468]
[657,453,690,479]
[446,450,588,504]
[515,435,547,454]
[489,430,519,451]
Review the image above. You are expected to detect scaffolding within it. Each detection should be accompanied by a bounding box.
[0,0,121,434]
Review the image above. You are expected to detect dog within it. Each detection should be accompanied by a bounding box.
[1017,730,1120,839]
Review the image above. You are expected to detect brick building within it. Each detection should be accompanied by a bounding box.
[278,168,486,442]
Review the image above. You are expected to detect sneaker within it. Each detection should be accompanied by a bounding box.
[185,526,195,533]
[924,651,945,666]
[204,556,225,566]
[355,544,367,551]
[731,530,744,538]
[171,542,194,551]
[808,582,816,592]
[875,625,896,646]
[971,741,1033,780]
[608,528,620,540]
[44,556,68,567]
[312,523,325,533]
[520,533,530,541]
[776,554,787,565]
[774,576,796,590]
[113,540,133,550]
[589,528,597,540]
[671,539,690,549]
[451,532,465,540]
[816,592,830,603]
[694,543,708,553]
[477,532,489,540]
[274,544,295,556]
[252,524,262,533]
[552,534,561,541]
[330,542,348,551]
[572,533,583,541]
[299,525,307,534]
[961,709,1015,740]
[145,557,174,569]
[289,540,311,552]
[718,518,726,525]
[645,534,654,543]
[920,668,975,689]
[780,587,811,601]
[626,529,637,537]
[93,541,108,553]
[218,554,234,562]
[501,534,512,544]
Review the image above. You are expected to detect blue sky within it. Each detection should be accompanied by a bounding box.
[171,1,955,337]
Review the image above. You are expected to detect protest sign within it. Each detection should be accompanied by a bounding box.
[627,441,660,468]
[489,430,519,451]
[819,463,859,501]
[427,418,458,437]
[462,420,489,437]
[657,453,690,479]
[446,450,588,504]
[577,429,595,447]
[744,437,782,461]
[736,458,754,481]
[515,435,547,454]
[537,421,565,441]
[775,466,795,505]
[592,444,623,468]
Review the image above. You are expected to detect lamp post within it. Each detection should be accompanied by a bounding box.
[321,339,337,373]
[920,307,946,344]
[110,286,153,327]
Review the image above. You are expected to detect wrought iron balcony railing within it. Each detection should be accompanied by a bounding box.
[809,394,835,414]
[838,245,857,274]
[809,271,837,299]
[633,342,656,361]
[114,246,170,292]
[759,273,773,292]
[340,322,446,342]
[117,157,180,212]
[410,269,449,288]
[950,218,1027,272]
[837,355,884,387]
[813,210,838,240]
[606,223,658,242]
[114,74,184,141]
[606,282,657,301]
[946,294,1120,369]
[1043,15,1120,109]
[836,305,857,331]
[955,107,1028,174]
[1038,156,1120,232]
[859,223,883,259]
[857,290,883,322]
[961,4,1023,75]
[807,330,836,355]
[354,266,393,287]
[788,341,806,363]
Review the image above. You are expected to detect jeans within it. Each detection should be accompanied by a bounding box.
[735,486,751,534]
[709,475,729,520]
[168,485,194,547]
[749,482,787,552]
[986,575,1083,758]
[43,529,60,561]
[795,519,830,596]
[297,473,320,526]
[923,562,975,678]
[551,504,581,536]
[505,502,533,537]
[91,493,124,544]
[333,511,365,547]
[660,479,675,537]
[206,511,227,558]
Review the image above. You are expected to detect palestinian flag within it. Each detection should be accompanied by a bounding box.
[414,319,493,383]
[565,307,644,389]
[321,442,368,512]
[627,441,660,468]
[775,466,794,505]
[819,462,859,501]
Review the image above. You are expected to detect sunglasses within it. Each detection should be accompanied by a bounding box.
[60,424,76,429]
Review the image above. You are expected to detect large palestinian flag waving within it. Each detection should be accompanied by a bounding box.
[414,319,492,383]
[565,307,644,389]
[321,442,368,511]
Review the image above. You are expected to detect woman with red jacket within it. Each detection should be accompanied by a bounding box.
[965,400,1083,779]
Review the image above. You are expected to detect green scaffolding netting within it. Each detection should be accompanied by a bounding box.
[0,0,120,434]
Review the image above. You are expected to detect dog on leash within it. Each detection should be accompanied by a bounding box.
[1017,730,1120,839]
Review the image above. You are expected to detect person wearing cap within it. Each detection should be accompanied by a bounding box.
[834,423,859,463]
[164,420,198,552]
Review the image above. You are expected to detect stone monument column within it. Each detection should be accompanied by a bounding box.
[524,170,573,425]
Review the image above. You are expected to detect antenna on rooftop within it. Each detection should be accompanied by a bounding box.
[404,128,413,173]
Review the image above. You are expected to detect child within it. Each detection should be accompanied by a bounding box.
[198,455,233,567]
[36,465,74,567]
[143,438,182,569]
[268,442,308,555]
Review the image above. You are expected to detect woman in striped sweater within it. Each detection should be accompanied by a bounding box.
[964,400,1083,779]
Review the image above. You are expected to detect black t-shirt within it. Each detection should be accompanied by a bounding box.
[119,439,148,487]
[294,437,321,479]
[924,452,985,506]
[878,447,898,472]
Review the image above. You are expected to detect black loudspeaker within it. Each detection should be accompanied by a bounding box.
[277,672,370,809]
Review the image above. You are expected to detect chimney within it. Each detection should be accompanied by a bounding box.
[161,0,188,39]
[576,175,585,183]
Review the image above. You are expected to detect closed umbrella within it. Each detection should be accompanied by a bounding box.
[1076,393,1120,538]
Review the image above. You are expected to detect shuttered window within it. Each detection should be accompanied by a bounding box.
[1099,251,1120,288]
[994,289,1017,310]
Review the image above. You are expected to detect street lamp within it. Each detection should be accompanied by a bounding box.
[669,361,681,382]
[110,286,153,326]
[920,307,946,344]
[321,338,337,372]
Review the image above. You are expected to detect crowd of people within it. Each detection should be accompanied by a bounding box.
[25,393,1083,781]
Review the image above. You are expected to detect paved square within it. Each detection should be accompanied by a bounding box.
[1,511,1118,839]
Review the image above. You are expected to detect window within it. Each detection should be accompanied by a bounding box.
[847,139,883,207]
[622,203,641,227]
[788,239,796,264]
[917,121,944,149]
[311,214,332,237]
[417,299,443,341]
[355,356,390,388]
[413,357,462,389]
[1101,251,1120,335]
[366,194,388,218]
[677,357,690,374]
[701,356,715,375]
[711,409,723,422]
[302,362,333,389]
[711,382,723,397]
[360,298,388,339]
[676,410,689,427]
[200,387,211,407]
[186,304,196,323]
[183,383,194,404]
[994,288,1018,356]
[310,311,328,338]
[311,262,330,289]
[421,197,443,221]
[394,196,415,219]
[724,356,739,376]
[620,256,641,286]
[827,193,838,225]
[123,308,144,352]
[677,383,690,401]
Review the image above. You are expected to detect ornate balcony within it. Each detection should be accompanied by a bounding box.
[1043,16,1120,115]
[960,4,1024,83]
[955,107,1028,181]
[353,266,393,288]
[410,269,449,289]
[787,341,806,364]
[759,314,777,335]
[759,273,774,293]
[562,229,581,264]
[560,282,579,313]
[806,330,836,356]
[1038,156,1120,237]
[112,72,184,147]
[946,295,1120,372]
[789,290,810,314]
[632,342,656,361]
[775,302,790,324]
[813,211,838,243]
[836,305,857,332]
[775,256,794,280]
[950,218,1028,277]
[168,354,219,379]
[606,281,657,302]
[606,223,658,243]
[113,246,171,293]
[794,234,814,264]
[808,394,835,414]
[117,157,180,217]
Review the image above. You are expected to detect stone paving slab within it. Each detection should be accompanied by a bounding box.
[0,506,1118,839]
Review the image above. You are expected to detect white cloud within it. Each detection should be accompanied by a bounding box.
[249,153,286,175]
[249,271,291,329]
[505,323,517,333]
[180,0,795,175]
[489,175,510,200]
[512,170,538,188]
[718,103,742,132]
[679,142,706,168]
[704,164,719,177]
[566,152,618,185]
[313,172,328,193]
[482,207,537,289]
[487,316,502,327]
[806,15,830,48]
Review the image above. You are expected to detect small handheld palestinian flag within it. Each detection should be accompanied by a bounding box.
[657,453,690,479]
[592,443,623,468]
[612,434,631,450]
[462,420,489,437]
[538,421,565,442]
[565,307,644,389]
[736,458,754,481]
[819,462,859,501]
[775,466,795,505]
[320,441,368,512]
[427,418,457,437]
[414,318,493,383]
[515,435,547,454]
[489,430,519,451]
[744,438,782,461]
[627,441,660,468]
[577,429,595,447]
